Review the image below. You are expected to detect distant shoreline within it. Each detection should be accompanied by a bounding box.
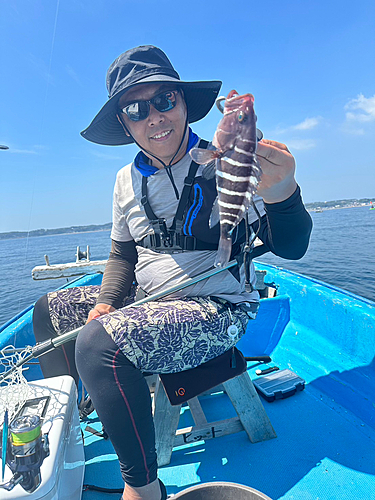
[0,224,112,241]
[309,204,372,212]
[1,201,374,241]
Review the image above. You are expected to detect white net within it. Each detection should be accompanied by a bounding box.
[0,345,32,423]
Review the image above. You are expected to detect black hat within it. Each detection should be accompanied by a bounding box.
[81,45,222,146]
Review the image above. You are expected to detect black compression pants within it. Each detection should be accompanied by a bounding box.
[75,319,158,487]
[33,295,157,486]
[33,295,80,386]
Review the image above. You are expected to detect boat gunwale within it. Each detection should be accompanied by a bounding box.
[255,261,375,307]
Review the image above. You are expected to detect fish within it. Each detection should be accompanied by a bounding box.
[189,90,262,267]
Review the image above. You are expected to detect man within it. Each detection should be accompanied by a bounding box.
[34,45,312,500]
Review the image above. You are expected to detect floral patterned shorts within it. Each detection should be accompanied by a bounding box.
[47,285,254,374]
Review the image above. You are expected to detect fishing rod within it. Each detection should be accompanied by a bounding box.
[0,259,239,384]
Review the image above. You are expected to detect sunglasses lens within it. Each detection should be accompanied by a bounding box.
[124,101,149,121]
[122,91,178,122]
[152,91,177,113]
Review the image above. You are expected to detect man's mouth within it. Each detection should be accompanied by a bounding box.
[150,130,172,141]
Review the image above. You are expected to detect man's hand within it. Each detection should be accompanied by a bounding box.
[86,303,116,324]
[256,139,297,203]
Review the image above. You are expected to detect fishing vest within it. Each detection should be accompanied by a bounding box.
[137,139,220,253]
[136,139,264,291]
[136,138,255,282]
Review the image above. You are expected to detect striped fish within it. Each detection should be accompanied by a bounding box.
[190,90,262,267]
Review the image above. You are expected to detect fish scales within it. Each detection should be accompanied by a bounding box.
[190,90,262,267]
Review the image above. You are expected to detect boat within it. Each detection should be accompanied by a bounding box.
[370,202,375,210]
[1,261,375,499]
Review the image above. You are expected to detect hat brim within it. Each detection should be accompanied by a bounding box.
[80,76,222,146]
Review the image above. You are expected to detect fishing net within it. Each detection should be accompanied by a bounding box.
[0,345,32,423]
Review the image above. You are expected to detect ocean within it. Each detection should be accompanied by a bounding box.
[1,206,374,328]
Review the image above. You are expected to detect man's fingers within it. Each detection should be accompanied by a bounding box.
[259,138,291,152]
[257,140,292,165]
[86,309,101,324]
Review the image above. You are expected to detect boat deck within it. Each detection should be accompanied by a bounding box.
[81,320,375,499]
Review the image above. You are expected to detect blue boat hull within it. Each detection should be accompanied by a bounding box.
[1,263,374,499]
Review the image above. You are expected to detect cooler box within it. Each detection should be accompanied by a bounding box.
[1,375,85,499]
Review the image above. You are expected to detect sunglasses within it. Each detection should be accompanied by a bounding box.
[120,90,179,122]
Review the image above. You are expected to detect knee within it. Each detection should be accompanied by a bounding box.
[33,294,48,320]
[33,295,52,341]
[76,320,102,356]
[75,320,108,377]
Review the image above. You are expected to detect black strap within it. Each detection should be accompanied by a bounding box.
[137,232,218,252]
[141,139,209,235]
[171,139,209,233]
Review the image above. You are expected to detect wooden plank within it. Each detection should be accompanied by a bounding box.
[267,286,277,298]
[187,397,207,426]
[223,372,277,443]
[174,417,243,446]
[145,374,158,393]
[32,260,107,280]
[153,378,181,467]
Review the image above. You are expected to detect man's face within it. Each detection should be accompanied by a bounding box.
[118,83,188,167]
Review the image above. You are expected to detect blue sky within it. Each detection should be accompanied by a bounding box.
[1,0,374,232]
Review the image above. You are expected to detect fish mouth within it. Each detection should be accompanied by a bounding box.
[216,91,254,114]
[150,129,173,141]
[227,90,240,100]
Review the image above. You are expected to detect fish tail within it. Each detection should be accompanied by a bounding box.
[215,236,232,268]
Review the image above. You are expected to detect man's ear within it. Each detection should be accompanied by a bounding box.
[116,114,131,137]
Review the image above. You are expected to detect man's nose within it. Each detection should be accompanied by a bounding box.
[147,104,165,126]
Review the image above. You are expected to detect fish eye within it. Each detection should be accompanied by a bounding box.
[238,111,247,122]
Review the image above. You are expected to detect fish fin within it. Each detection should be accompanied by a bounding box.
[190,147,220,165]
[215,237,232,268]
[209,196,220,228]
[202,161,216,180]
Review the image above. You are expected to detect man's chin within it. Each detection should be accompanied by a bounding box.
[147,144,182,163]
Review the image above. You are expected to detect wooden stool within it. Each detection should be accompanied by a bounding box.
[151,370,277,466]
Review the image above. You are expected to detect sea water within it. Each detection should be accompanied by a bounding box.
[0,231,111,328]
[0,206,374,328]
[258,205,375,302]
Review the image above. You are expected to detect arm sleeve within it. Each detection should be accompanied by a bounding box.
[250,185,313,260]
[96,239,138,309]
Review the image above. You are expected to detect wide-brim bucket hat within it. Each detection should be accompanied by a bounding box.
[81,45,222,146]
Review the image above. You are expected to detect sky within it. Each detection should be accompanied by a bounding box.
[1,0,374,233]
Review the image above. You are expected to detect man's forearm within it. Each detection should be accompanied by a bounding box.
[97,239,138,309]
[253,185,313,260]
